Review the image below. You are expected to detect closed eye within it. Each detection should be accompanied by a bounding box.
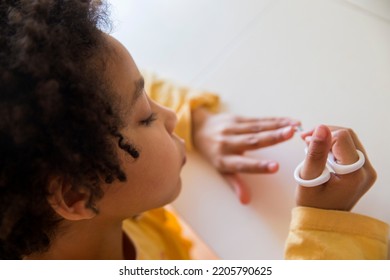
[139,112,157,126]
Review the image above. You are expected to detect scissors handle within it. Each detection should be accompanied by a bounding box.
[327,150,365,174]
[294,149,365,187]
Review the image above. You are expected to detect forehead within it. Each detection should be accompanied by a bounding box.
[104,35,140,87]
[103,35,142,118]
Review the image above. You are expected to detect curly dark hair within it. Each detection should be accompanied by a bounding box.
[0,0,136,259]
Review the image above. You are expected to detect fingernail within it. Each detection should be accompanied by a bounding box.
[290,120,301,126]
[247,136,258,145]
[267,162,278,172]
[282,126,293,138]
[304,136,313,143]
[314,125,328,140]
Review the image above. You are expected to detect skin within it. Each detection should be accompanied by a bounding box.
[296,125,377,211]
[192,107,301,204]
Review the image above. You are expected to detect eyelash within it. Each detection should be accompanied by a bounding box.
[139,113,158,126]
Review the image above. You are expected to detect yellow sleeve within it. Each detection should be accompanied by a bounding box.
[142,71,220,150]
[285,207,389,260]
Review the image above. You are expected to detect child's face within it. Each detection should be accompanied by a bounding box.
[96,35,186,218]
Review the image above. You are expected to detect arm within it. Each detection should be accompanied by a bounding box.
[285,125,389,259]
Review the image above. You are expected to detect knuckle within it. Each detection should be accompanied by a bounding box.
[235,162,246,172]
[333,128,352,140]
[220,126,232,134]
[232,115,242,122]
[275,132,284,142]
[346,127,355,134]
[246,134,258,145]
[307,146,327,161]
[338,128,350,137]
[257,132,281,148]
[215,156,228,172]
[266,132,281,145]
[366,167,377,186]
[347,127,359,140]
[251,124,263,132]
[217,136,230,150]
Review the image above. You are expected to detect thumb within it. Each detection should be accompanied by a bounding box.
[300,125,332,180]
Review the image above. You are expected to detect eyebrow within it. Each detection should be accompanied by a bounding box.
[131,77,145,105]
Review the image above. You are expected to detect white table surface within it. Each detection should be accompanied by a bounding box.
[110,0,390,259]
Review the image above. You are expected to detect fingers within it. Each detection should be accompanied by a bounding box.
[296,125,377,211]
[300,125,332,180]
[223,174,251,204]
[225,117,301,134]
[328,127,376,185]
[223,122,286,135]
[220,126,296,153]
[216,155,279,173]
[330,129,358,165]
[304,126,366,165]
[235,116,300,124]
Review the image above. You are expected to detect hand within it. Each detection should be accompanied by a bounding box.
[296,125,377,211]
[192,107,300,204]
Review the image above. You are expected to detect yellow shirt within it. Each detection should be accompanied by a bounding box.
[285,207,389,259]
[122,208,192,260]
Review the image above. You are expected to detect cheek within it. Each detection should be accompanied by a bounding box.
[142,137,182,185]
[129,136,183,208]
[97,126,184,216]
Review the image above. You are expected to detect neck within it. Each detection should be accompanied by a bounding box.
[26,218,133,260]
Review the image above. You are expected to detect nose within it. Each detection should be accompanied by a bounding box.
[151,99,177,135]
[163,107,178,135]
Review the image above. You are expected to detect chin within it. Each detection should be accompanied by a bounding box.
[162,177,182,206]
[169,177,182,202]
[155,178,181,210]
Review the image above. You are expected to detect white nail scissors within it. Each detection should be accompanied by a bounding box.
[294,148,365,187]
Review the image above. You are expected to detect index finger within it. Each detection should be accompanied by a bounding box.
[327,126,376,179]
[330,129,358,165]
[235,116,300,125]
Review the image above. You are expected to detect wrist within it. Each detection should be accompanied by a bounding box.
[191,106,212,150]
